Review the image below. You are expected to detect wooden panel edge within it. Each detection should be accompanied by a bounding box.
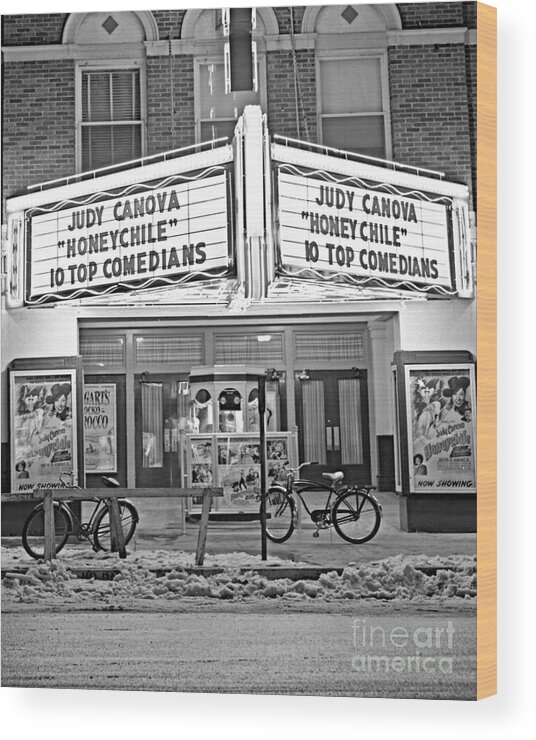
[476,1,497,701]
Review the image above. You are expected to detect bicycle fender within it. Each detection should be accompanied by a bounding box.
[115,498,140,522]
[267,483,287,495]
[29,500,75,528]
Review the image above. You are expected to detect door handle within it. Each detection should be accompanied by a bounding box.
[333,426,340,451]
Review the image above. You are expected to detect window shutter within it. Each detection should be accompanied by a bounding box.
[80,69,142,170]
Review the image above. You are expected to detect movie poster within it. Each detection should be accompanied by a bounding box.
[406,365,476,493]
[217,437,262,507]
[83,383,116,473]
[10,369,78,491]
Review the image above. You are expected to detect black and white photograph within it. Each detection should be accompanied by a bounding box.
[1,0,498,714]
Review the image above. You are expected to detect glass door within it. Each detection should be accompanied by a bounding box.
[295,369,371,485]
[134,374,187,488]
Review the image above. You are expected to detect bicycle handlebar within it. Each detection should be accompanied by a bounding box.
[296,461,318,471]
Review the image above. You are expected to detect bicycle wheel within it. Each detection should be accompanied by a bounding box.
[263,487,295,544]
[93,500,139,552]
[332,490,381,544]
[22,504,72,559]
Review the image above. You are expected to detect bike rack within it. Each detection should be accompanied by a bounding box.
[2,486,223,566]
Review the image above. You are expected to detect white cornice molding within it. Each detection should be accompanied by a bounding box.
[2,43,146,62]
[388,28,475,46]
[2,27,476,63]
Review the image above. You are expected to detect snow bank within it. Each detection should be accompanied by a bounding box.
[2,554,476,606]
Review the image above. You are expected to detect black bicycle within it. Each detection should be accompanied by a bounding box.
[263,461,382,545]
[21,472,139,560]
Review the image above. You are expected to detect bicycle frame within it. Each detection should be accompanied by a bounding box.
[277,465,350,524]
[57,471,107,541]
[59,497,108,542]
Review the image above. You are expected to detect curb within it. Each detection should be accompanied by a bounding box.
[2,564,459,582]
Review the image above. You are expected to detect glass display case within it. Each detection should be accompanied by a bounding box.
[183,431,298,511]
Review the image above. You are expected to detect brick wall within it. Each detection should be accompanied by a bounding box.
[388,44,472,191]
[1,13,67,45]
[266,49,317,141]
[146,55,196,154]
[462,2,477,29]
[152,10,186,40]
[397,3,465,28]
[465,44,477,203]
[2,60,75,205]
[274,6,304,34]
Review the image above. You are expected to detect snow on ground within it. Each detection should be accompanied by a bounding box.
[1,544,309,570]
[2,550,476,606]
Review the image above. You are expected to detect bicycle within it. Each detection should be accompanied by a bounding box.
[21,472,139,560]
[262,461,382,545]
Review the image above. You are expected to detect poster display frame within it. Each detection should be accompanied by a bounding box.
[9,367,80,492]
[185,430,298,510]
[83,382,117,474]
[404,363,476,494]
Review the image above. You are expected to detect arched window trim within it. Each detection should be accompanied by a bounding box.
[301,4,402,34]
[181,7,279,39]
[62,11,159,44]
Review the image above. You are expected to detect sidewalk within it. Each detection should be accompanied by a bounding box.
[132,491,476,568]
[1,492,475,569]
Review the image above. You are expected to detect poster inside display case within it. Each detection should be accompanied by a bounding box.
[83,383,117,473]
[10,369,78,491]
[405,364,476,493]
[186,432,296,509]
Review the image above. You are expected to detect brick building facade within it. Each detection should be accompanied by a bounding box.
[1,4,478,533]
[2,5,476,205]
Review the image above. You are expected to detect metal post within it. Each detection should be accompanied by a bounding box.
[258,374,267,560]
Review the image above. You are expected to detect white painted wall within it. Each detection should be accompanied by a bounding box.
[1,303,78,439]
[367,299,475,483]
[396,299,476,354]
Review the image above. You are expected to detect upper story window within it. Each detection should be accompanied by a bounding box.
[80,68,143,171]
[197,59,263,142]
[63,11,156,172]
[317,53,390,159]
[303,4,399,160]
[182,8,276,144]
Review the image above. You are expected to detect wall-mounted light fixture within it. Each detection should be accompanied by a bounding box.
[266,368,281,382]
[298,370,310,381]
[352,367,363,379]
[139,371,149,384]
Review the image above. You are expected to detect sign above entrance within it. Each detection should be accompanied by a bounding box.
[277,165,455,295]
[26,167,233,304]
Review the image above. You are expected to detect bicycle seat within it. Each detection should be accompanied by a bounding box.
[322,471,344,483]
[101,476,120,488]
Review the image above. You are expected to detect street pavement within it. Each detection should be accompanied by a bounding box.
[2,605,476,698]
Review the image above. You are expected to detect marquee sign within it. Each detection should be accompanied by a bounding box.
[26,168,233,304]
[277,166,455,294]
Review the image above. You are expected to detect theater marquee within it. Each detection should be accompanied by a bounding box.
[277,165,455,295]
[26,167,232,304]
